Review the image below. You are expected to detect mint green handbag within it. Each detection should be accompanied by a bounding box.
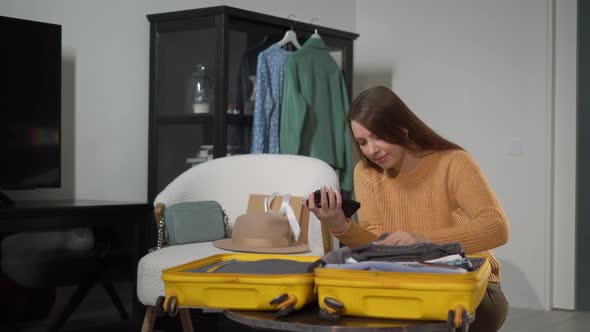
[152,201,230,250]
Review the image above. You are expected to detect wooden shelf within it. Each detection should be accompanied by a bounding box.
[156,113,214,124]
[227,113,253,125]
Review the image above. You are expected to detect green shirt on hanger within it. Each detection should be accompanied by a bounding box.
[280,38,353,192]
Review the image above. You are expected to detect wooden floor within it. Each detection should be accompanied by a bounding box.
[500,307,590,332]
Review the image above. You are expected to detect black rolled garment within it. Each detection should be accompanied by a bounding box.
[351,242,463,262]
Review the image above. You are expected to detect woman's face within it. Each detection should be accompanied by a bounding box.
[350,120,407,171]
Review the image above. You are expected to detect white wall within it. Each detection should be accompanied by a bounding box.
[355,0,577,310]
[2,0,578,311]
[1,0,356,202]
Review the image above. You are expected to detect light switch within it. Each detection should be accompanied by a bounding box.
[508,137,524,156]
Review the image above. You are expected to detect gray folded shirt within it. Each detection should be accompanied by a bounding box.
[186,259,311,274]
[351,242,463,262]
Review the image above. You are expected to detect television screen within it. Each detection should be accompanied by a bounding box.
[0,16,61,191]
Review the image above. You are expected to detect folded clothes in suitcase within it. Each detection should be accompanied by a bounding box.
[158,253,319,317]
[314,255,491,330]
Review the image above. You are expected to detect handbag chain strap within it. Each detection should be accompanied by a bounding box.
[222,209,231,238]
[149,217,167,252]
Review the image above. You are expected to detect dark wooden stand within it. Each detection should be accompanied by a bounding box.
[0,200,152,331]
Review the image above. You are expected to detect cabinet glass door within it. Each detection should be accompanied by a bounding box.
[322,35,353,100]
[156,19,217,116]
[152,17,218,195]
[226,20,284,155]
[156,122,212,192]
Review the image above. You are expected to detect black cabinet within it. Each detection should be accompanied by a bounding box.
[147,6,359,201]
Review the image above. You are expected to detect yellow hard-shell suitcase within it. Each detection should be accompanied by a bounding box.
[314,256,491,329]
[158,253,319,317]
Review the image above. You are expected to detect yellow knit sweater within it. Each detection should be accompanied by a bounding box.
[333,149,509,282]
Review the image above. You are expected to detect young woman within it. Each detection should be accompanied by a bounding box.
[308,86,509,332]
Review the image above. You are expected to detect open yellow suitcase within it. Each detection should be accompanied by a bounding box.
[158,253,319,317]
[314,256,491,330]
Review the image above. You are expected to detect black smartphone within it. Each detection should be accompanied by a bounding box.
[307,189,361,218]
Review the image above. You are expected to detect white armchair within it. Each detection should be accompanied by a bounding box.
[137,154,340,331]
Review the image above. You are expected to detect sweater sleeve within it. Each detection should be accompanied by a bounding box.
[279,58,308,154]
[332,163,380,248]
[424,151,510,253]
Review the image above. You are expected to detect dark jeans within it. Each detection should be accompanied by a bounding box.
[470,282,509,332]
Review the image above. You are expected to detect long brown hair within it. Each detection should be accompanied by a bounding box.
[348,86,462,170]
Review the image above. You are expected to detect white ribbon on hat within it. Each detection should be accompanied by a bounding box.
[264,192,301,241]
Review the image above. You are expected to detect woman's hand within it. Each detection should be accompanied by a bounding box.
[307,186,348,233]
[373,231,430,246]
